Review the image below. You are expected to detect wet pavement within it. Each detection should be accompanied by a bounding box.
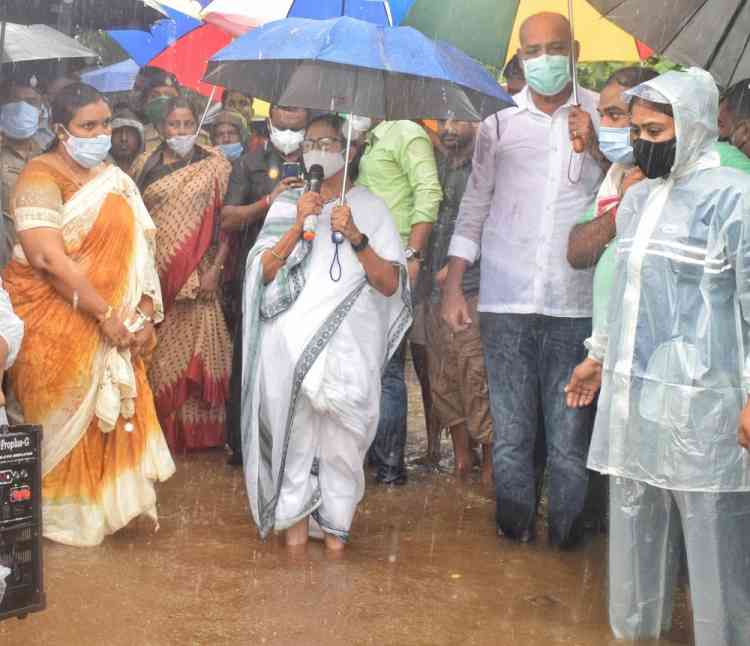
[0,375,691,646]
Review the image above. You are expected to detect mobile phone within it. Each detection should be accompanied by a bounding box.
[282,162,302,180]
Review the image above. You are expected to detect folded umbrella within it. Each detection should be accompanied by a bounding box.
[0,23,98,64]
[204,16,513,121]
[587,0,750,88]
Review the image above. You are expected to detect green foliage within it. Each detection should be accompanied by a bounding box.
[576,56,683,91]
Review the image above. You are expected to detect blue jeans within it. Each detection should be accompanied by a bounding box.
[370,341,408,483]
[480,313,593,544]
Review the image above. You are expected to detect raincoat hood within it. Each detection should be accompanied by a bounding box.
[625,67,719,177]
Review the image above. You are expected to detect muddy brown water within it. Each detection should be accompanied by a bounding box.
[0,375,690,646]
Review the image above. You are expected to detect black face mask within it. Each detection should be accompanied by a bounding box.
[633,137,677,179]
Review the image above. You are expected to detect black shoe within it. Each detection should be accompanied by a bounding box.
[374,471,407,486]
[226,450,243,466]
[497,526,534,543]
[549,519,585,551]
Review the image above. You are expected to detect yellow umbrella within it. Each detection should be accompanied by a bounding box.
[505,0,649,63]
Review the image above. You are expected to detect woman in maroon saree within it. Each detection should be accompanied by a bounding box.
[131,97,232,451]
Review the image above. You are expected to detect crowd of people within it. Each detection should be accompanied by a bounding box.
[1,9,749,644]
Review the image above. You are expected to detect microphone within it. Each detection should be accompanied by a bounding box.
[303,164,324,242]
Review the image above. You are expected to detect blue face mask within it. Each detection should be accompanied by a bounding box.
[218,142,243,161]
[62,128,111,169]
[598,126,634,165]
[522,54,571,96]
[0,101,40,140]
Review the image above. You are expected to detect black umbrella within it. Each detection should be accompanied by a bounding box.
[1,0,165,32]
[587,0,750,88]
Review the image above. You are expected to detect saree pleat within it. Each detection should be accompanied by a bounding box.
[4,160,175,547]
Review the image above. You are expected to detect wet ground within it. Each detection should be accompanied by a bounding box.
[0,371,691,646]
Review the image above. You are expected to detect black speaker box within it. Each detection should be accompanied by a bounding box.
[0,425,45,621]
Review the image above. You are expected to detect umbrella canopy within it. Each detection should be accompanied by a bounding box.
[149,23,231,96]
[200,0,394,36]
[0,23,98,64]
[204,16,513,121]
[402,0,650,67]
[1,0,165,31]
[587,0,750,88]
[107,6,202,66]
[80,58,140,93]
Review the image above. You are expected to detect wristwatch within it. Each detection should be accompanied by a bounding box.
[404,246,422,262]
[351,233,370,253]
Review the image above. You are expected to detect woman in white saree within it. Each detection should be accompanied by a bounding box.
[4,83,174,546]
[241,115,411,550]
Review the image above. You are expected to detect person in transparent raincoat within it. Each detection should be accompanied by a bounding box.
[565,67,750,645]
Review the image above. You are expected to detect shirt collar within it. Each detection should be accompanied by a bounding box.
[370,121,393,142]
[514,85,579,118]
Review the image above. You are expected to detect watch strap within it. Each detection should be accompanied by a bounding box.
[351,233,369,253]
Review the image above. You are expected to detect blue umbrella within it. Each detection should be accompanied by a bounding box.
[80,58,141,93]
[204,16,512,121]
[288,0,393,25]
[107,6,204,67]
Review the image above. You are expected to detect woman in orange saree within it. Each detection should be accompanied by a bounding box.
[131,97,232,452]
[3,83,175,547]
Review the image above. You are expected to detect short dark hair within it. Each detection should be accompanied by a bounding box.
[721,78,750,121]
[160,96,197,124]
[605,66,659,90]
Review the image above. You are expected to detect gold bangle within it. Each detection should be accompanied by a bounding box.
[98,305,113,325]
[270,249,286,263]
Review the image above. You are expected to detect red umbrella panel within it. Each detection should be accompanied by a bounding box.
[149,23,231,97]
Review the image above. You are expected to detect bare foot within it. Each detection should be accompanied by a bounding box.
[285,517,309,548]
[450,424,471,481]
[324,533,346,552]
[480,443,494,488]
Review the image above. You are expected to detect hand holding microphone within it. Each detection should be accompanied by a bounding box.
[296,192,323,239]
[302,164,324,241]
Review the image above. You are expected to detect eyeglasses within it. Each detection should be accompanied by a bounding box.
[301,137,344,153]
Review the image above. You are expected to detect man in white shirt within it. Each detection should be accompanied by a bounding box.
[442,12,604,547]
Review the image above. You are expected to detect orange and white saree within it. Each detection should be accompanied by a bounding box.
[4,156,175,547]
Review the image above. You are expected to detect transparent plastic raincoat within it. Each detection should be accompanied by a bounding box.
[586,68,750,646]
[587,68,750,491]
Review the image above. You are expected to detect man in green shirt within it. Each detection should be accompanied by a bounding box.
[356,118,442,484]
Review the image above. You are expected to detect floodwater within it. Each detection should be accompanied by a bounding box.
[0,375,691,646]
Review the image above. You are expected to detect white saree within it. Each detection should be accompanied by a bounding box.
[241,186,411,540]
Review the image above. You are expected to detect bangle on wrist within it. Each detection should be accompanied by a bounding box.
[98,305,114,325]
[265,194,272,207]
[135,306,153,324]
[270,249,286,263]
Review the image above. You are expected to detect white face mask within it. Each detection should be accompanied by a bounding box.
[303,150,346,179]
[166,134,197,158]
[269,122,304,155]
[62,128,111,169]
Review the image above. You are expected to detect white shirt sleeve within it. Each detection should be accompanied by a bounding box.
[0,280,23,370]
